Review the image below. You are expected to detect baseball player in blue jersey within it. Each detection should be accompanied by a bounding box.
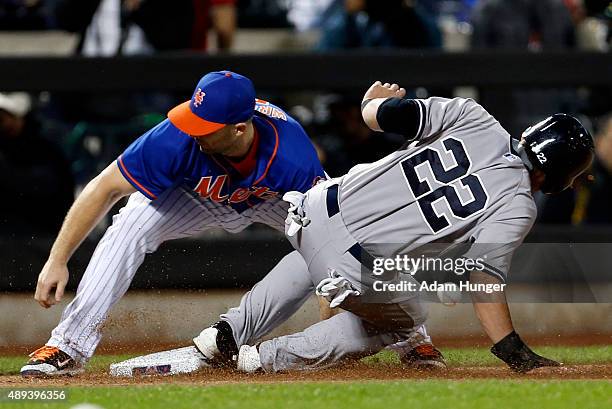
[21,72,441,377]
[20,71,325,376]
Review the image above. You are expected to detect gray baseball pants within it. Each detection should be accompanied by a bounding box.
[226,179,428,372]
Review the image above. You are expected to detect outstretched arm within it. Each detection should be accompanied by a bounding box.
[35,162,136,308]
[470,271,560,373]
[470,272,514,342]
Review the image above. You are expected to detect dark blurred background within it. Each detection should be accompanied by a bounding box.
[0,0,611,290]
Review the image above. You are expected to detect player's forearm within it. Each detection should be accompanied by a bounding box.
[361,98,388,131]
[474,293,561,372]
[472,301,514,344]
[362,98,422,139]
[361,81,411,136]
[470,271,514,343]
[48,166,133,264]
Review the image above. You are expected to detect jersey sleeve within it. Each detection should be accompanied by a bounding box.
[377,97,492,143]
[293,162,326,193]
[276,117,326,193]
[464,189,537,282]
[117,122,186,200]
[419,97,497,141]
[286,137,326,193]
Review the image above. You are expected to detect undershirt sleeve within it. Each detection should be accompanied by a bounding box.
[375,98,424,140]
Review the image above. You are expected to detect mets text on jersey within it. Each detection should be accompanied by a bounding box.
[193,175,278,204]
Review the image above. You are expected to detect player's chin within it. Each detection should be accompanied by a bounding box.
[198,146,216,155]
[198,144,226,155]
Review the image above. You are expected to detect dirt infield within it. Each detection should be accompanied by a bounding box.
[1,363,611,388]
[2,333,611,357]
[2,334,610,387]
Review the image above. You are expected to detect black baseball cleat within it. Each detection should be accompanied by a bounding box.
[20,346,83,377]
[401,344,447,371]
[192,320,239,367]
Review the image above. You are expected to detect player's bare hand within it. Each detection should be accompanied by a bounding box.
[34,261,69,308]
[363,81,406,102]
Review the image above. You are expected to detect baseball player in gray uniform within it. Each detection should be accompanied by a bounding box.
[21,73,441,377]
[193,81,594,374]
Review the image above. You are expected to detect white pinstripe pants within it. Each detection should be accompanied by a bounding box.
[47,186,288,361]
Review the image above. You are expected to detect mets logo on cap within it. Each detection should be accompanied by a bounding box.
[193,88,206,107]
[167,70,256,137]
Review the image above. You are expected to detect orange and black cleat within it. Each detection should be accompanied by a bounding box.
[20,346,83,377]
[401,344,447,371]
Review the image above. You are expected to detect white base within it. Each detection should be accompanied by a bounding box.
[109,346,210,377]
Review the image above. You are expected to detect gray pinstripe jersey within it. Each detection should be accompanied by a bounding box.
[338,97,537,279]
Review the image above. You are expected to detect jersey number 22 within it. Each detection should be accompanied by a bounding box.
[400,137,489,234]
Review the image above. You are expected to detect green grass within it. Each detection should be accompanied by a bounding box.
[1,381,611,409]
[0,355,132,376]
[1,346,611,409]
[2,345,611,376]
[365,345,612,367]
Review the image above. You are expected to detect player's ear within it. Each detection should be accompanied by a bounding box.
[529,169,546,193]
[234,122,247,136]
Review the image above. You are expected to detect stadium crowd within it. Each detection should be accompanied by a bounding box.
[0,0,610,236]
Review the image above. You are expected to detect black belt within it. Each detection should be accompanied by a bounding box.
[326,185,340,217]
[325,185,376,270]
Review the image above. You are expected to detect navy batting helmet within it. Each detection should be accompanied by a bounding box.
[522,114,594,194]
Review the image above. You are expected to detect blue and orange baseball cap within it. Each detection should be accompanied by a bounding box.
[168,70,256,136]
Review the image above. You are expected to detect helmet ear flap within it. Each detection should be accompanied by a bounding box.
[540,174,569,195]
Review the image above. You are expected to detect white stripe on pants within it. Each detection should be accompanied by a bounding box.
[47,186,286,362]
